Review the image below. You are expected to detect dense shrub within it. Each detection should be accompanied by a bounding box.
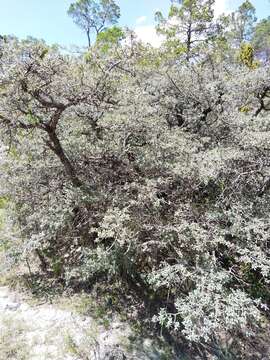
[0,35,269,355]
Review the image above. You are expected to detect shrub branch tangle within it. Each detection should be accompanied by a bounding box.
[0,7,270,358]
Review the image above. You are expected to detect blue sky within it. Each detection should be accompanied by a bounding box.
[0,0,269,47]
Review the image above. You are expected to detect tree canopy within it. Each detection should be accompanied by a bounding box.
[68,0,121,46]
[156,0,215,60]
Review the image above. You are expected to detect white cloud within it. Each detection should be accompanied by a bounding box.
[214,0,231,17]
[134,25,164,47]
[136,16,147,25]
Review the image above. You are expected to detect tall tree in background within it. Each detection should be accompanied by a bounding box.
[252,17,270,62]
[156,0,215,61]
[228,0,257,47]
[68,0,120,47]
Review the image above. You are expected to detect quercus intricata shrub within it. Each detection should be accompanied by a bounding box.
[0,30,269,352]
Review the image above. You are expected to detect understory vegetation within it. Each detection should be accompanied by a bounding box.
[0,0,270,358]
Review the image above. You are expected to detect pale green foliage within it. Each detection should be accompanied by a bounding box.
[95,26,124,53]
[153,271,262,342]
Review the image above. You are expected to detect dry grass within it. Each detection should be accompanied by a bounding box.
[64,325,100,360]
[0,315,30,360]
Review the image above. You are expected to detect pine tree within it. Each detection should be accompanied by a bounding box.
[156,0,215,61]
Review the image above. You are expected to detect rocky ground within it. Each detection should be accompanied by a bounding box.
[0,286,169,360]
